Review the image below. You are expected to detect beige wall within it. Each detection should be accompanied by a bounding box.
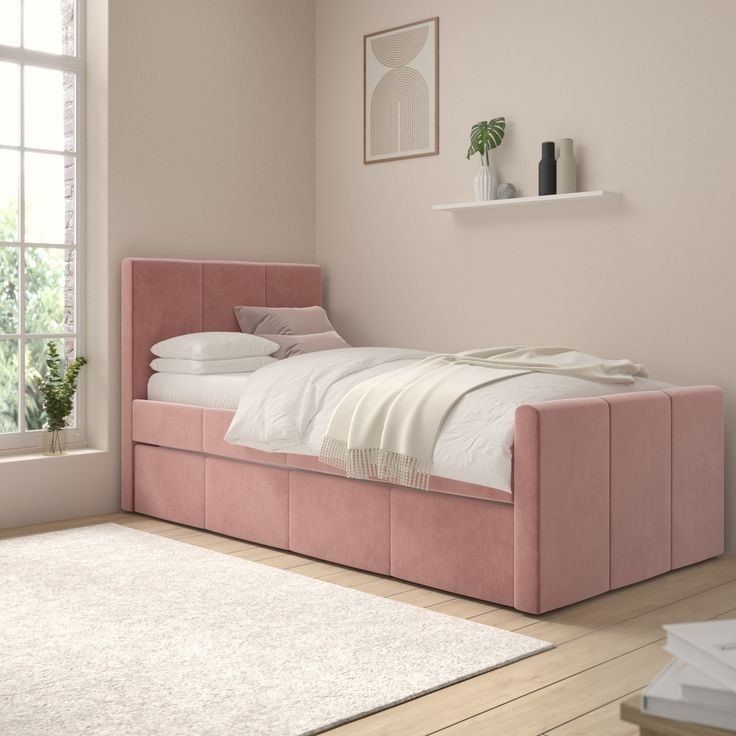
[5,0,735,556]
[315,0,736,549]
[0,0,316,528]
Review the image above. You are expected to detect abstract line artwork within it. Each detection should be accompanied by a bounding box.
[364,17,438,164]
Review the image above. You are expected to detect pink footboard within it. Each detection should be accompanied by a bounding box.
[513,386,724,613]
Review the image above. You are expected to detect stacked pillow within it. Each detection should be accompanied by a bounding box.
[233,305,350,359]
[150,332,278,374]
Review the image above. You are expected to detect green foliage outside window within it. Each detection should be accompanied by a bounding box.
[1,200,77,435]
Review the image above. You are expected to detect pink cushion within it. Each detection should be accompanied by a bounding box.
[233,305,333,335]
[262,331,350,359]
[234,304,349,358]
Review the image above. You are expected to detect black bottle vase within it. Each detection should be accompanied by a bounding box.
[538,141,557,195]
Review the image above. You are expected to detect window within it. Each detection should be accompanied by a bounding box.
[0,0,85,451]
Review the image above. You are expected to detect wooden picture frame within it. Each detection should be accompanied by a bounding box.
[363,17,439,164]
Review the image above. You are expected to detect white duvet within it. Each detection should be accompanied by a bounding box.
[225,347,672,492]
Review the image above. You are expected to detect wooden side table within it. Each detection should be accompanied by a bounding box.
[621,695,736,735]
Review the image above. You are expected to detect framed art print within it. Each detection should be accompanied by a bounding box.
[364,17,439,164]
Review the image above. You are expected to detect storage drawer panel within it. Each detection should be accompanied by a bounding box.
[134,445,205,527]
[289,472,391,574]
[205,458,289,549]
[391,487,514,605]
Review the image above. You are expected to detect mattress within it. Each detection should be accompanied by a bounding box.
[147,372,250,410]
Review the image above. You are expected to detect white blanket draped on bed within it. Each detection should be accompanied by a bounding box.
[319,347,646,490]
[224,346,665,492]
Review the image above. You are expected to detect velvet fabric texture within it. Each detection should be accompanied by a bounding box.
[233,305,333,335]
[128,387,724,613]
[262,331,350,359]
[121,259,322,510]
[122,260,725,613]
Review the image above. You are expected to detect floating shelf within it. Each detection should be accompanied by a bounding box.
[433,190,622,212]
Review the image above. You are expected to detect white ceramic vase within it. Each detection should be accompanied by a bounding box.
[473,163,497,201]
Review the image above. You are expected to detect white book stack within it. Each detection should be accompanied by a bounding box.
[642,620,736,731]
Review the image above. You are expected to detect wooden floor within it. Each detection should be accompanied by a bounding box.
[3,512,735,736]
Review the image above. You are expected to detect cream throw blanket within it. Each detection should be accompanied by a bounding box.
[319,346,646,490]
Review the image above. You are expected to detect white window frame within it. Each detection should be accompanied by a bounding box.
[0,0,86,453]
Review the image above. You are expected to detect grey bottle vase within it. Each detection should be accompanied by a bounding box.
[557,138,577,194]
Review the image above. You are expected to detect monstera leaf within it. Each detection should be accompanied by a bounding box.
[467,117,506,163]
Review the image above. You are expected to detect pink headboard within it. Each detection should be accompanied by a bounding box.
[120,258,322,508]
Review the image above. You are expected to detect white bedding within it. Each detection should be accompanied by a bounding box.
[224,347,673,492]
[147,372,251,410]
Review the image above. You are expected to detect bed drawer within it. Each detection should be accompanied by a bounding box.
[390,488,514,605]
[132,400,203,452]
[134,445,205,527]
[205,458,289,548]
[289,472,391,574]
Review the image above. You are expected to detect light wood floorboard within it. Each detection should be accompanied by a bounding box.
[4,512,735,736]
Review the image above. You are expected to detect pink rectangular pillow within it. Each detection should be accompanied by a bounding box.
[265,331,350,359]
[234,305,350,358]
[234,305,332,336]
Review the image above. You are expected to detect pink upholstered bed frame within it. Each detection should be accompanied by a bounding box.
[121,258,725,613]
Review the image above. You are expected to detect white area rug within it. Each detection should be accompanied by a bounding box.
[0,524,551,736]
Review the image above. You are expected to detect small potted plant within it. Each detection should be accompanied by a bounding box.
[466,117,506,201]
[37,341,87,456]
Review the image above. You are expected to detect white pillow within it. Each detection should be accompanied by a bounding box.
[151,332,278,360]
[150,356,276,375]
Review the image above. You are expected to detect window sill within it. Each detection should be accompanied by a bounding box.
[0,447,107,465]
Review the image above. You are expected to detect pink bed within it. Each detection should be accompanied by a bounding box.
[121,258,725,613]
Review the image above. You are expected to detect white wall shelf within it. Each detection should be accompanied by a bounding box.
[432,190,622,212]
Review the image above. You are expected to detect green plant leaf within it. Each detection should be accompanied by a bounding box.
[36,340,86,431]
[466,117,506,160]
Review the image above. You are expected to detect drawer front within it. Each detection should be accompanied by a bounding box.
[205,458,289,548]
[391,487,514,605]
[289,472,391,574]
[135,445,205,527]
[132,400,203,452]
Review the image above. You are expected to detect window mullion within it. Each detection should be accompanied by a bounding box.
[19,0,24,52]
[18,42,26,436]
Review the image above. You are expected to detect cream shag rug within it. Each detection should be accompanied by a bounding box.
[0,524,551,735]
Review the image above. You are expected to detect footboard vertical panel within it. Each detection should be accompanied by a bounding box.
[606,392,672,589]
[667,386,725,568]
[513,398,610,614]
